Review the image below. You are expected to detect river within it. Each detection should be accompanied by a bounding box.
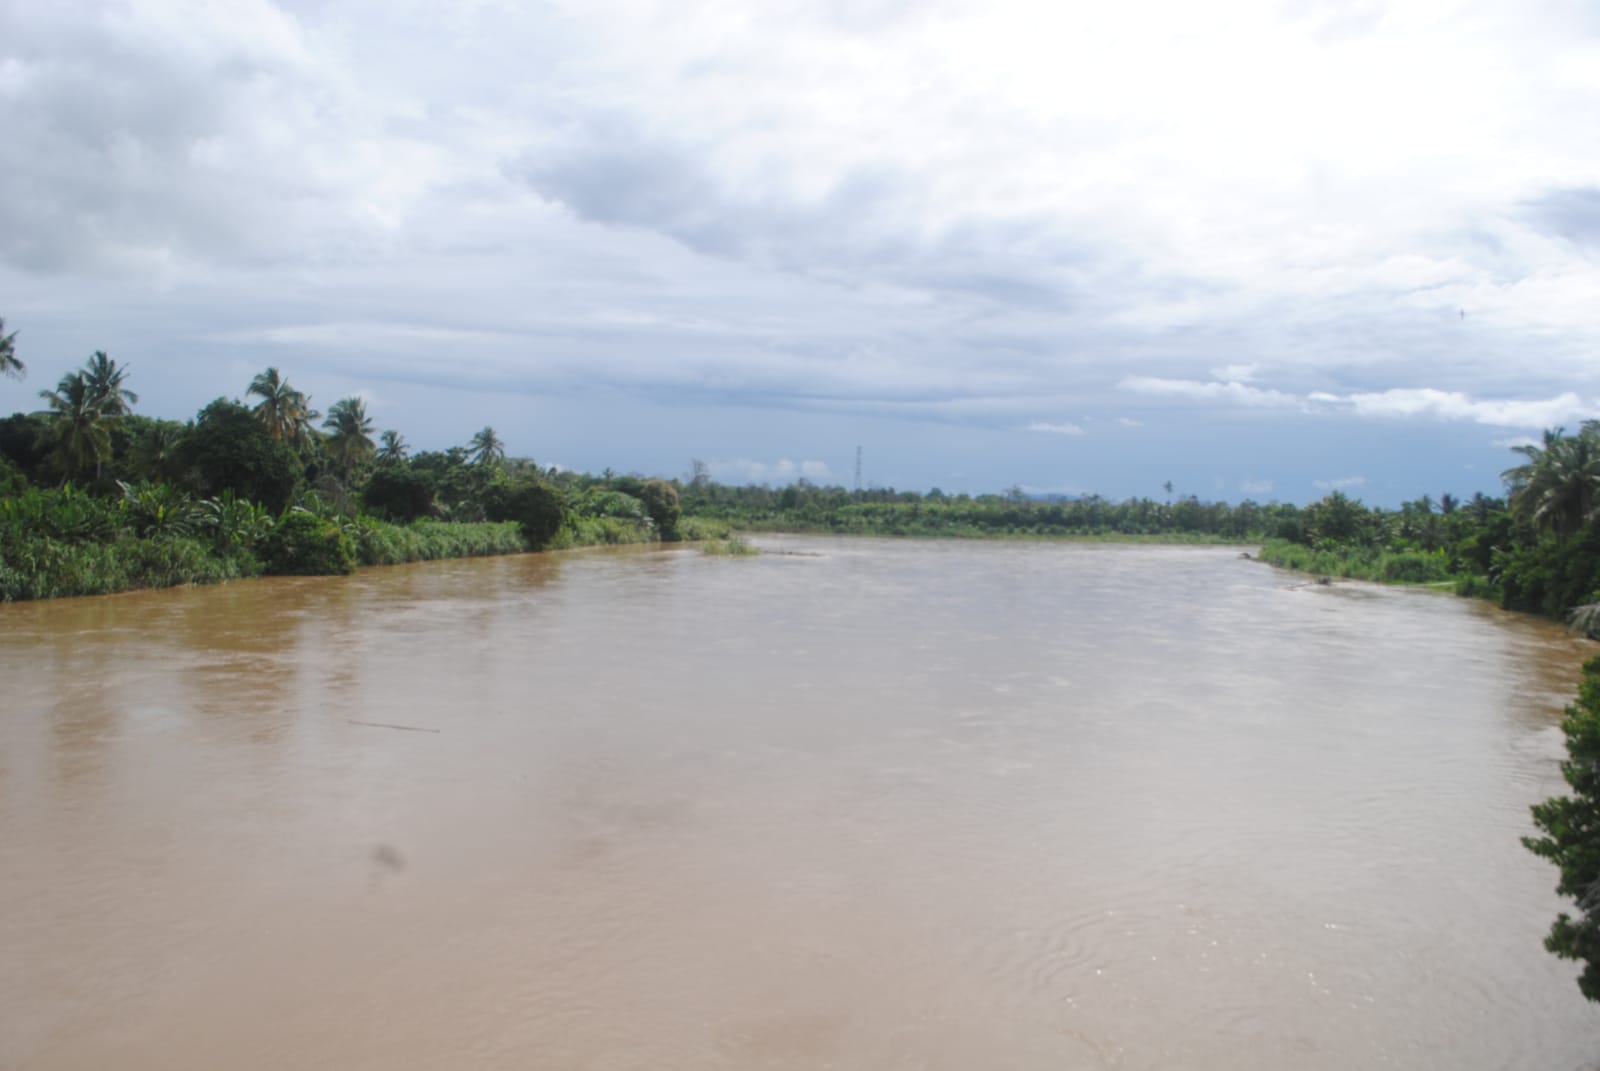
[2,538,1596,1069]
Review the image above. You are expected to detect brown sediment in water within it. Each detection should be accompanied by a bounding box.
[0,538,1593,1070]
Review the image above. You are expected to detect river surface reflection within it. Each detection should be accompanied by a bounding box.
[2,538,1597,1069]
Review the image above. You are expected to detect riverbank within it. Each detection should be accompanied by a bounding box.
[0,514,531,602]
[711,520,1254,544]
[8,537,1591,1069]
[1254,538,1458,585]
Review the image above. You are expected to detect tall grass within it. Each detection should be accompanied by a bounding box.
[0,533,259,601]
[351,517,527,565]
[1257,539,1453,584]
[548,515,655,549]
[701,534,759,556]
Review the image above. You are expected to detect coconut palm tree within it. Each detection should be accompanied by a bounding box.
[247,367,318,443]
[469,426,506,467]
[1503,426,1600,539]
[377,429,409,464]
[38,372,112,478]
[0,318,23,380]
[323,396,376,485]
[82,351,137,416]
[129,421,182,482]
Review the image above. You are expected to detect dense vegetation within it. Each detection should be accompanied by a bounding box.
[1525,654,1600,1002]
[1249,424,1600,638]
[680,469,1294,541]
[7,317,1600,1000]
[0,339,693,600]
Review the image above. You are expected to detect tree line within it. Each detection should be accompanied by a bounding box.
[4,316,1600,1004]
[0,330,691,598]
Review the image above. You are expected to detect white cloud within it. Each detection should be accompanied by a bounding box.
[1122,376,1595,430]
[1027,421,1085,435]
[1240,479,1275,496]
[1314,388,1593,428]
[1118,376,1301,408]
[1210,364,1260,383]
[1313,476,1367,491]
[709,458,833,485]
[4,1,1600,502]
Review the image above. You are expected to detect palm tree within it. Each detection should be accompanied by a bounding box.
[377,429,409,464]
[323,396,376,485]
[0,318,23,380]
[38,372,112,478]
[129,421,182,482]
[247,367,318,443]
[82,351,137,416]
[1503,426,1600,539]
[469,426,506,467]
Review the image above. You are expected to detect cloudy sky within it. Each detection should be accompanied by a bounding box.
[2,0,1598,504]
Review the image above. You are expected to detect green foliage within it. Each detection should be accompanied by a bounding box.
[178,398,304,512]
[261,510,357,576]
[0,485,260,601]
[1256,540,1452,585]
[349,516,525,565]
[322,396,376,486]
[469,426,506,467]
[0,533,255,602]
[483,478,567,549]
[117,480,201,538]
[408,448,491,520]
[113,415,187,484]
[362,466,437,522]
[677,515,733,541]
[684,481,1288,542]
[0,316,22,380]
[1504,425,1600,540]
[377,429,408,463]
[247,367,318,444]
[580,489,652,523]
[1525,655,1600,1002]
[702,535,758,556]
[550,515,655,548]
[1454,574,1498,600]
[0,484,124,542]
[198,491,275,555]
[606,476,681,540]
[38,371,114,479]
[1495,524,1600,618]
[637,479,682,541]
[81,351,137,416]
[0,412,51,482]
[0,453,23,498]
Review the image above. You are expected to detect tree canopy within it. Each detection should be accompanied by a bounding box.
[322,396,375,486]
[0,318,23,380]
[247,367,317,444]
[1526,655,1600,1002]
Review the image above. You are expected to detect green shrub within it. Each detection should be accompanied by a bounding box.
[350,516,525,565]
[262,511,357,576]
[702,535,759,556]
[1525,654,1600,1002]
[484,481,567,549]
[1377,549,1451,583]
[678,516,732,541]
[363,467,436,522]
[637,479,682,541]
[548,515,651,549]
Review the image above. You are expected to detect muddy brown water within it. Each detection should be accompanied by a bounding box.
[2,538,1597,1069]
